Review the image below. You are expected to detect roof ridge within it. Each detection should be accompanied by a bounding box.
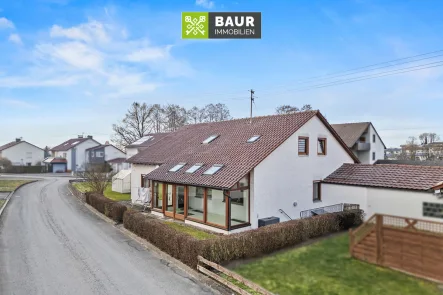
[331,121,371,126]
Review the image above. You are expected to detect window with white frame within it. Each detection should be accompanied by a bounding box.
[203,164,223,175]
[169,163,186,172]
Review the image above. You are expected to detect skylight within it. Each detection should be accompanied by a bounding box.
[247,135,261,143]
[203,164,223,175]
[186,163,203,173]
[132,136,153,145]
[202,135,219,144]
[169,163,186,172]
[71,141,79,145]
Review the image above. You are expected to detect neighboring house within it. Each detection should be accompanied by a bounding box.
[374,159,443,166]
[43,157,68,173]
[51,135,100,172]
[331,122,386,164]
[321,163,443,222]
[125,133,169,159]
[127,111,359,234]
[85,143,126,166]
[108,158,130,173]
[0,138,44,166]
[385,147,401,160]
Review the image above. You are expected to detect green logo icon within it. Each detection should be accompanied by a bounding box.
[182,12,209,39]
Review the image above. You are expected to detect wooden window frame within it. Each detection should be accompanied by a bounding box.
[317,138,327,156]
[298,136,309,156]
[313,181,321,202]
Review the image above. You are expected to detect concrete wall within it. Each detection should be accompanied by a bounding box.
[130,164,158,203]
[252,116,356,229]
[322,183,443,222]
[1,142,44,166]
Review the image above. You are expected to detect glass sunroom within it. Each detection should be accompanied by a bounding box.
[147,174,250,231]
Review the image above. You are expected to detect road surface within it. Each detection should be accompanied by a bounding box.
[0,178,214,295]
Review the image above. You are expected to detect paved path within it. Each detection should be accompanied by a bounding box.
[0,178,213,295]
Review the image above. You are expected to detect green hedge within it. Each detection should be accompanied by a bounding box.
[86,193,127,222]
[123,209,364,268]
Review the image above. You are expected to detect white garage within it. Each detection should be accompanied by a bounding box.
[320,163,443,222]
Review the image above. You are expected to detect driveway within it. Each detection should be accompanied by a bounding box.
[0,178,214,295]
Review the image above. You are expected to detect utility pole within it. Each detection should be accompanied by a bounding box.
[249,89,255,124]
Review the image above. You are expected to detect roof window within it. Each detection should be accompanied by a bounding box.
[203,164,223,175]
[186,163,203,173]
[132,136,153,145]
[247,135,261,143]
[202,135,219,144]
[169,163,186,172]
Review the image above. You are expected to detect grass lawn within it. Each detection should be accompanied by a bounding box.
[233,234,442,295]
[164,221,215,240]
[72,182,131,201]
[0,199,5,208]
[0,180,33,192]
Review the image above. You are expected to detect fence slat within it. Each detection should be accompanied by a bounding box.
[197,266,252,295]
[198,256,274,295]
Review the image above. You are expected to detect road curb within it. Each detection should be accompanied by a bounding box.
[67,187,226,295]
[0,180,39,219]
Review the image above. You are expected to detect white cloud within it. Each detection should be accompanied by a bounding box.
[0,99,37,109]
[126,46,172,62]
[8,33,22,45]
[0,17,14,29]
[50,21,109,43]
[195,0,215,9]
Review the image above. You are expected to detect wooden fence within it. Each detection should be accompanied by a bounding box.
[197,256,274,295]
[349,214,443,283]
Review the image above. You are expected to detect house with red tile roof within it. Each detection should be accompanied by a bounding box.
[125,133,170,159]
[321,163,443,222]
[51,135,100,172]
[0,138,44,166]
[331,122,386,164]
[127,110,359,233]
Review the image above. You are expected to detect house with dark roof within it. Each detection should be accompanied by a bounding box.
[321,163,443,222]
[85,142,126,171]
[0,138,44,166]
[127,111,359,233]
[331,122,386,164]
[51,135,100,172]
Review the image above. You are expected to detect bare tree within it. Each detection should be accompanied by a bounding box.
[214,103,232,121]
[301,104,312,111]
[276,105,299,114]
[150,104,165,133]
[163,104,187,131]
[78,164,114,194]
[112,102,154,148]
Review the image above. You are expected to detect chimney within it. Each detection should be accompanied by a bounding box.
[78,135,84,138]
[87,135,93,139]
[105,141,109,145]
[15,138,21,142]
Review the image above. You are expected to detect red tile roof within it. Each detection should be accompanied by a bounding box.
[331,122,370,148]
[323,163,443,191]
[129,111,359,189]
[51,138,99,151]
[125,133,170,149]
[107,157,127,164]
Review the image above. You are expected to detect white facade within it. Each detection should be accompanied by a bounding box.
[322,183,443,222]
[0,141,44,166]
[104,146,126,161]
[130,164,158,203]
[251,116,356,228]
[111,162,131,173]
[126,147,139,159]
[352,124,385,164]
[53,139,100,171]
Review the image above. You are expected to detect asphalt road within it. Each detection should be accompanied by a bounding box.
[0,178,214,295]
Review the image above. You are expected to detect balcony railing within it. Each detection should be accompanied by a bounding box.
[356,142,370,151]
[300,203,360,219]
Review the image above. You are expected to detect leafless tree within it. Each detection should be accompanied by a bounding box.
[112,102,154,148]
[276,105,300,114]
[301,104,312,111]
[77,164,115,194]
[150,104,165,133]
[164,104,187,131]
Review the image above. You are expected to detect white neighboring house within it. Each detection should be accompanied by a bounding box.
[127,111,360,234]
[331,122,386,164]
[0,138,44,166]
[51,135,101,172]
[85,143,126,167]
[321,163,443,222]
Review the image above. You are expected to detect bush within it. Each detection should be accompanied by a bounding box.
[85,192,127,222]
[122,209,364,269]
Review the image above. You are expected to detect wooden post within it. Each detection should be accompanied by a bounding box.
[376,214,383,265]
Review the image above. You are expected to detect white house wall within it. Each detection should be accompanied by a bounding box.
[368,124,385,164]
[131,164,158,203]
[75,140,101,171]
[252,116,355,228]
[54,150,72,170]
[321,183,368,217]
[126,148,139,159]
[104,146,126,161]
[1,142,44,166]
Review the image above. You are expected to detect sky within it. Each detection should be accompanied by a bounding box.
[1,0,443,149]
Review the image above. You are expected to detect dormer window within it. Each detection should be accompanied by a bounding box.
[202,135,219,144]
[203,164,223,175]
[186,163,203,173]
[169,163,186,172]
[247,135,261,143]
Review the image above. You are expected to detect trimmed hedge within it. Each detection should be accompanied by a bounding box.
[123,209,364,268]
[86,193,127,222]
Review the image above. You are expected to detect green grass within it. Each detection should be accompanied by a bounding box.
[0,180,33,192]
[164,221,215,240]
[0,199,5,209]
[72,182,131,201]
[233,234,442,295]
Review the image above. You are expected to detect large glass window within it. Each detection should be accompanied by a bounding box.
[153,181,163,210]
[166,184,173,212]
[176,185,185,215]
[206,189,226,227]
[187,186,204,221]
[230,189,248,226]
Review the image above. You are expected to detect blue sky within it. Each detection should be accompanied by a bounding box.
[1,0,443,148]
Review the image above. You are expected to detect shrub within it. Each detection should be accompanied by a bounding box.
[86,192,127,223]
[122,209,364,269]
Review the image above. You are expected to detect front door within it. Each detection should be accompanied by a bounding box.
[164,184,174,218]
[175,185,186,220]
